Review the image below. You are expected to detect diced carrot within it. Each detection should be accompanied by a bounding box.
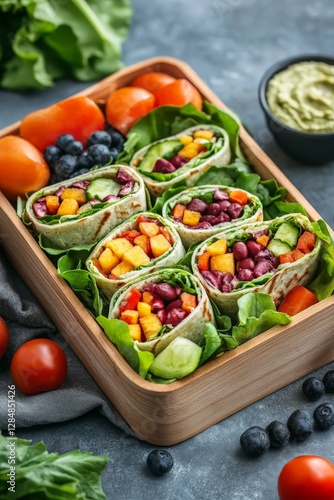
[172,203,186,220]
[197,251,210,272]
[120,230,141,244]
[278,285,318,316]
[120,289,141,312]
[180,292,197,313]
[296,231,317,254]
[45,195,60,215]
[159,226,173,245]
[256,234,270,247]
[228,190,248,206]
[279,248,304,265]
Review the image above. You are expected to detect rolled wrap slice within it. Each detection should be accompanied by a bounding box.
[86,212,186,300]
[191,213,322,318]
[108,268,215,356]
[25,165,147,249]
[162,184,263,248]
[130,125,231,197]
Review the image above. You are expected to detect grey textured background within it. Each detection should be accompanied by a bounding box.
[1,0,334,498]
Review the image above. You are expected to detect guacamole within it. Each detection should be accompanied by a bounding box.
[266,61,334,133]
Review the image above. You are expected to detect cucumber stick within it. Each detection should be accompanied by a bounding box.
[149,337,202,379]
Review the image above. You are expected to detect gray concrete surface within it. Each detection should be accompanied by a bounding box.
[1,0,334,498]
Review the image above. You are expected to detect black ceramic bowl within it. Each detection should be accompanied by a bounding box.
[258,54,334,164]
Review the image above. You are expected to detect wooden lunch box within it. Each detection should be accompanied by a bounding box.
[1,57,333,445]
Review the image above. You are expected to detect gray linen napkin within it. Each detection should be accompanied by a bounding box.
[0,248,134,436]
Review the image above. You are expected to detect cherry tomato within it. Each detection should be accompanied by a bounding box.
[131,72,176,94]
[0,317,9,360]
[154,79,203,110]
[106,87,155,135]
[10,339,67,395]
[20,96,105,152]
[278,455,334,500]
[0,136,50,200]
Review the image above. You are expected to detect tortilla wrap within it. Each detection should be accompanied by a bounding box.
[162,184,263,249]
[25,165,147,249]
[191,214,322,318]
[108,268,215,356]
[86,212,186,300]
[129,125,231,197]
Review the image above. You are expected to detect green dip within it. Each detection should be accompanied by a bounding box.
[266,61,334,133]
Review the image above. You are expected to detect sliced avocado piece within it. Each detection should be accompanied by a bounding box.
[149,337,202,380]
[267,239,292,257]
[86,178,120,201]
[273,222,299,247]
[138,140,183,173]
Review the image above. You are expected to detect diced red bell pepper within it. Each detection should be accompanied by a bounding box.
[120,289,141,312]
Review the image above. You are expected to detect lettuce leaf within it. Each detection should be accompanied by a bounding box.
[0,433,108,499]
[0,0,132,90]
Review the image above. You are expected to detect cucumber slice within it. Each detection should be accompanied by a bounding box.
[149,337,202,379]
[267,239,292,257]
[86,178,120,201]
[139,140,183,173]
[273,222,299,248]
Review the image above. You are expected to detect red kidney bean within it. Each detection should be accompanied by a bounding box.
[89,198,100,206]
[255,249,279,267]
[219,200,232,211]
[153,158,176,173]
[192,222,212,229]
[233,241,249,261]
[71,180,90,190]
[154,283,177,301]
[238,269,254,281]
[222,283,233,293]
[33,200,48,217]
[165,308,188,326]
[165,299,182,312]
[253,260,274,278]
[54,185,66,197]
[200,215,216,224]
[36,196,46,202]
[212,212,231,225]
[252,229,269,239]
[174,285,182,296]
[201,270,220,289]
[222,272,234,284]
[170,155,189,168]
[115,167,134,184]
[237,257,255,270]
[246,240,263,257]
[103,194,119,203]
[151,296,165,310]
[227,202,243,219]
[206,203,221,216]
[186,198,207,213]
[212,271,224,289]
[118,181,134,197]
[157,309,167,324]
[213,188,229,201]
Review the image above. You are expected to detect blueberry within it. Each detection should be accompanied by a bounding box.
[55,133,75,152]
[240,426,270,458]
[87,131,112,148]
[146,449,173,476]
[323,370,334,392]
[44,145,62,168]
[63,140,83,156]
[109,147,119,162]
[77,151,94,169]
[302,377,325,401]
[87,144,111,166]
[54,155,78,181]
[313,403,334,430]
[109,129,126,150]
[287,409,314,442]
[265,421,290,448]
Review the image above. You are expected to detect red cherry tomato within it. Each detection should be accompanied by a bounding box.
[10,339,67,395]
[131,72,176,94]
[0,317,9,360]
[278,455,334,500]
[0,135,50,200]
[154,79,203,110]
[106,86,155,135]
[20,96,105,152]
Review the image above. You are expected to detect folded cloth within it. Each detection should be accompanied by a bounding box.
[0,248,134,436]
